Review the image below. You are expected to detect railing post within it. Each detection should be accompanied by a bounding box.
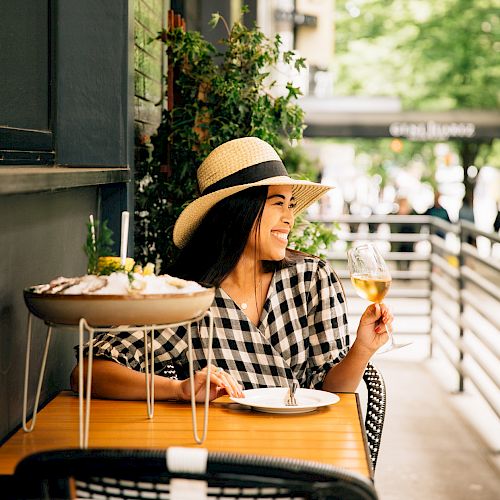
[457,222,465,393]
[428,218,434,359]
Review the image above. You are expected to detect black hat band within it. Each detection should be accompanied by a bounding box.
[202,160,288,195]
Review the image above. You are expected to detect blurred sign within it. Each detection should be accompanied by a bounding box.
[389,121,476,141]
[274,9,317,27]
[300,98,500,140]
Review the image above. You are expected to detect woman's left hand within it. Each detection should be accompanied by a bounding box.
[355,302,393,354]
[177,365,244,402]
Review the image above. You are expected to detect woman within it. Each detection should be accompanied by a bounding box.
[71,137,392,401]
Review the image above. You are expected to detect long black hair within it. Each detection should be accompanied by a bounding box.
[168,186,269,286]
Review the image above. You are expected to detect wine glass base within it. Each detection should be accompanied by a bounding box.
[376,341,412,355]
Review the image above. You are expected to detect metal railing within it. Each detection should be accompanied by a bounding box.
[314,215,500,420]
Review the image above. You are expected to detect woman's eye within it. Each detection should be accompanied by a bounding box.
[271,200,295,208]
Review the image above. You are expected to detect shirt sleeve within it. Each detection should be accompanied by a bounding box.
[79,324,190,374]
[305,259,350,389]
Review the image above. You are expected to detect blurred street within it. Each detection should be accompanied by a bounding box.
[357,326,500,500]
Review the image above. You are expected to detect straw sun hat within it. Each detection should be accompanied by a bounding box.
[173,137,334,248]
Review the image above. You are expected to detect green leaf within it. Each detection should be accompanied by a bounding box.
[83,219,115,274]
[209,12,221,29]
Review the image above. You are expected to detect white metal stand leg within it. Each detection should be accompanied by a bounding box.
[23,309,215,446]
[144,326,156,418]
[79,318,94,449]
[189,310,214,444]
[22,313,53,432]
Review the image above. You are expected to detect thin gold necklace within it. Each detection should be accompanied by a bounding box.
[240,277,263,310]
[237,245,262,311]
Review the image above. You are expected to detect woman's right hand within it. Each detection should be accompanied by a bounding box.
[176,365,244,402]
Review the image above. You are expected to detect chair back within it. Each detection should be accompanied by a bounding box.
[15,447,378,499]
[362,362,386,471]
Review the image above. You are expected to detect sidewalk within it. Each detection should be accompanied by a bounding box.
[365,342,500,500]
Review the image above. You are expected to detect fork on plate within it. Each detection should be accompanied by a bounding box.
[285,381,299,406]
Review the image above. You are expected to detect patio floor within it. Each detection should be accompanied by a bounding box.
[365,339,500,500]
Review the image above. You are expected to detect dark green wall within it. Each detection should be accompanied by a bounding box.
[55,0,130,167]
[0,0,133,443]
[0,188,97,442]
[0,0,49,131]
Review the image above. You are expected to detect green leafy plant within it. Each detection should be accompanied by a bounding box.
[84,220,114,274]
[289,214,338,259]
[135,9,335,269]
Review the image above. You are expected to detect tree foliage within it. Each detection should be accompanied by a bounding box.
[335,0,499,109]
[334,0,499,196]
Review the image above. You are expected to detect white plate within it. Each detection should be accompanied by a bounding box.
[230,387,339,414]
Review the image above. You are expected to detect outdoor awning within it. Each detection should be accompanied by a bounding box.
[300,97,500,140]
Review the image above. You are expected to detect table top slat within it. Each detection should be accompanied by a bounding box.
[0,391,371,478]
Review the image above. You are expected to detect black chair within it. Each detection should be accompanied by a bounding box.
[15,448,379,500]
[362,363,386,472]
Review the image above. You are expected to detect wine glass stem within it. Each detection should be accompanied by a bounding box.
[385,318,394,349]
[376,301,394,353]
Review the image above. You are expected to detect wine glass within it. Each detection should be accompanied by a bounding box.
[347,243,410,353]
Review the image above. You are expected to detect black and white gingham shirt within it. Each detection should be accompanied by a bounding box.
[87,256,349,390]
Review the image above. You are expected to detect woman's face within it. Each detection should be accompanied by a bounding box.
[248,185,295,261]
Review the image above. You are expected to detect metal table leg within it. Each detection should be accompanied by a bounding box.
[144,325,155,418]
[22,313,53,432]
[189,310,214,444]
[23,310,215,448]
[78,318,94,449]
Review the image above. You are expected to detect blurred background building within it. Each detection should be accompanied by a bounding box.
[254,0,500,237]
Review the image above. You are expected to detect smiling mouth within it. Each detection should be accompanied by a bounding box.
[271,231,288,243]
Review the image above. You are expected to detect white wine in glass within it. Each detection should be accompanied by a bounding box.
[348,243,409,353]
[350,275,391,303]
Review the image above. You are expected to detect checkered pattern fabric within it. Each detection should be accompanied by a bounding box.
[85,256,349,390]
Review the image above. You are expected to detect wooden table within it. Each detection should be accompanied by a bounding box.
[0,391,373,479]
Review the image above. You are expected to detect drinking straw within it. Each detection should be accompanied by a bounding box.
[89,214,97,254]
[120,211,129,266]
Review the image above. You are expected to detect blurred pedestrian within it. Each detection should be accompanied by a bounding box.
[392,197,415,271]
[424,191,451,239]
[494,209,500,234]
[459,190,475,245]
